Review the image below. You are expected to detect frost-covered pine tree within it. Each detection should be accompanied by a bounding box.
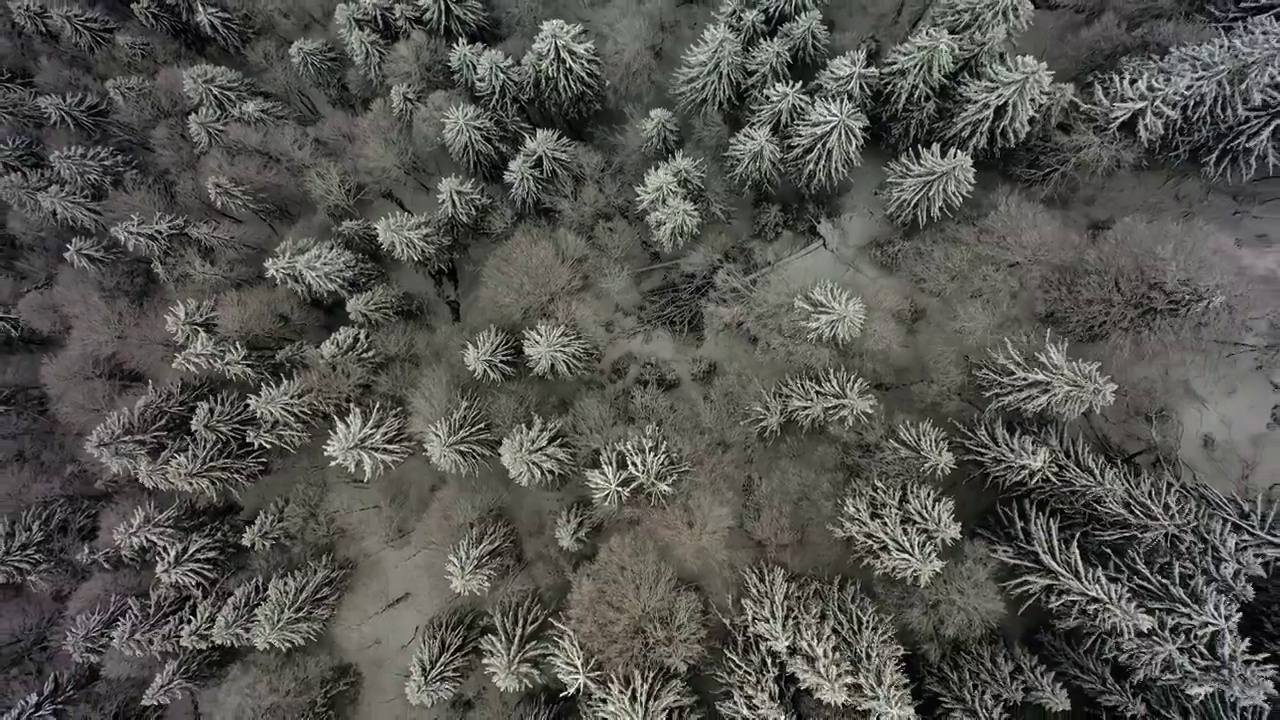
[750,80,813,133]
[9,0,55,39]
[749,367,878,438]
[154,532,230,593]
[830,474,962,585]
[957,421,1055,492]
[779,10,830,64]
[737,563,797,654]
[289,38,346,86]
[523,19,605,120]
[584,444,633,508]
[672,22,746,116]
[247,374,320,430]
[405,606,485,708]
[318,325,382,371]
[390,83,422,121]
[725,125,783,193]
[445,517,518,596]
[442,103,505,175]
[210,577,267,648]
[793,280,866,345]
[943,54,1054,155]
[882,144,975,227]
[343,27,387,82]
[249,555,349,651]
[0,135,43,174]
[421,395,496,475]
[35,183,102,231]
[815,48,879,104]
[521,322,593,378]
[554,503,597,552]
[323,404,413,482]
[880,28,959,116]
[374,211,450,268]
[927,0,1035,59]
[639,108,681,157]
[241,496,291,552]
[784,95,869,193]
[620,425,690,503]
[141,654,204,707]
[3,670,81,718]
[462,326,520,382]
[418,0,486,38]
[435,174,489,230]
[500,415,574,488]
[975,333,1117,419]
[181,64,258,114]
[449,39,485,89]
[473,48,524,114]
[186,106,228,154]
[504,128,580,210]
[264,237,377,299]
[48,145,130,194]
[35,92,111,134]
[163,435,268,497]
[886,419,957,480]
[744,38,791,97]
[63,598,126,664]
[646,195,703,252]
[164,298,217,346]
[205,175,274,220]
[346,284,412,326]
[480,590,552,692]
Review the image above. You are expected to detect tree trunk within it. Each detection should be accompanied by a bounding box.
[381,189,411,213]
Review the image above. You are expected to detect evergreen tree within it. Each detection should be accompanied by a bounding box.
[0,134,42,174]
[886,419,957,480]
[418,0,486,37]
[815,48,879,104]
[47,145,130,194]
[737,563,797,654]
[35,183,102,231]
[925,640,1071,718]
[346,284,412,326]
[748,367,879,438]
[672,22,745,116]
[249,555,349,651]
[405,606,485,708]
[880,28,959,116]
[523,19,605,120]
[1,499,92,589]
[111,591,192,658]
[3,670,81,719]
[421,394,496,475]
[779,10,830,64]
[442,103,505,175]
[323,404,413,481]
[186,106,228,154]
[975,333,1117,419]
[584,444,632,508]
[521,321,593,378]
[190,392,255,445]
[63,598,126,664]
[211,577,268,647]
[725,125,783,193]
[480,590,552,692]
[390,82,422,121]
[445,517,517,596]
[110,499,188,561]
[473,48,524,114]
[241,496,290,552]
[141,654,205,707]
[784,95,869,193]
[374,211,449,268]
[619,425,690,503]
[35,92,111,134]
[554,503,597,552]
[504,128,580,210]
[190,2,249,53]
[582,667,701,718]
[830,475,962,585]
[462,325,520,382]
[163,436,268,497]
[154,532,230,593]
[110,212,186,258]
[181,64,258,114]
[751,80,813,132]
[744,38,792,97]
[264,237,378,299]
[942,54,1054,155]
[882,144,975,227]
[639,108,681,157]
[8,0,56,39]
[435,174,489,229]
[957,421,1056,492]
[344,27,387,82]
[449,39,485,89]
[793,280,866,345]
[645,194,702,252]
[500,415,574,488]
[228,98,291,127]
[205,175,274,219]
[289,38,346,86]
[927,0,1035,59]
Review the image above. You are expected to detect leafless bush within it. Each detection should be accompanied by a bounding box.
[477,223,587,325]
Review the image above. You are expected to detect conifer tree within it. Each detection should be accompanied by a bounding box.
[190,3,249,53]
[554,503,597,552]
[713,623,792,720]
[926,639,1071,718]
[154,532,230,593]
[0,134,42,174]
[8,0,55,39]
[481,590,552,692]
[63,235,121,273]
[323,404,413,482]
[462,326,520,382]
[582,667,701,718]
[500,415,574,488]
[504,128,580,210]
[473,48,524,114]
[182,64,258,114]
[880,28,959,116]
[831,475,962,585]
[141,654,205,707]
[584,444,632,509]
[289,38,346,86]
[241,496,291,553]
[779,10,830,64]
[645,194,702,252]
[186,106,228,154]
[163,436,268,497]
[521,322,593,378]
[4,670,81,719]
[619,425,690,503]
[35,184,102,231]
[418,0,486,37]
[639,108,681,157]
[435,174,489,229]
[784,95,869,193]
[943,54,1054,155]
[264,237,378,299]
[750,80,813,133]
[672,22,745,116]
[247,375,320,431]
[346,284,412,326]
[793,280,866,345]
[975,333,1117,419]
[957,421,1056,492]
[887,419,957,480]
[344,27,387,82]
[882,144,975,226]
[725,125,783,193]
[737,563,797,654]
[449,39,485,90]
[390,82,422,121]
[744,38,791,98]
[249,555,349,651]
[48,145,130,194]
[546,617,599,695]
[748,367,878,437]
[63,598,126,664]
[375,211,450,267]
[715,0,768,43]
[205,175,274,219]
[405,606,485,708]
[211,577,268,647]
[442,103,505,175]
[111,590,192,658]
[110,499,188,562]
[35,92,111,134]
[445,517,517,596]
[927,0,1035,58]
[421,394,496,475]
[523,19,605,120]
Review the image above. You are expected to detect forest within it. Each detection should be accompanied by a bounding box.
[0,0,1278,716]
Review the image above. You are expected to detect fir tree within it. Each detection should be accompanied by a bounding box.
[554,503,597,552]
[784,95,869,193]
[480,590,552,692]
[346,284,412,326]
[504,128,580,210]
[521,322,594,378]
[672,22,746,116]
[164,299,217,346]
[715,0,768,44]
[289,38,346,85]
[211,577,268,647]
[405,606,485,708]
[925,640,1071,717]
[462,326,520,382]
[639,108,681,157]
[3,671,81,719]
[163,436,268,497]
[154,532,230,593]
[886,419,957,480]
[927,0,1035,58]
[190,2,249,52]
[744,38,792,97]
[323,404,413,482]
[584,444,633,508]
[449,39,485,90]
[264,237,378,299]
[35,92,111,134]
[182,64,257,113]
[793,280,866,345]
[473,48,524,114]
[645,194,702,252]
[779,10,830,64]
[442,103,505,175]
[247,375,320,430]
[815,48,879,104]
[421,395,496,475]
[975,333,1118,419]
[445,517,517,596]
[344,27,387,82]
[63,598,126,664]
[47,145,130,194]
[111,591,192,658]
[500,415,574,488]
[725,125,783,193]
[830,475,962,586]
[0,134,42,174]
[228,98,290,127]
[943,54,1054,155]
[8,0,56,39]
[374,211,450,268]
[523,19,605,120]
[418,0,486,37]
[435,174,489,229]
[249,555,349,651]
[882,144,975,227]
[110,499,188,561]
[751,80,814,133]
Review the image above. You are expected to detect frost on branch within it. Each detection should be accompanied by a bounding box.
[500,415,574,488]
[748,367,878,438]
[737,562,798,654]
[585,425,690,507]
[725,125,783,193]
[63,598,125,664]
[164,298,217,346]
[63,235,122,272]
[422,394,496,476]
[249,555,350,651]
[882,144,975,227]
[442,103,505,176]
[480,590,553,693]
[926,0,1035,58]
[241,496,290,553]
[418,0,486,38]
[462,325,520,383]
[318,325,382,372]
[473,48,525,114]
[374,211,450,268]
[323,404,413,482]
[210,577,268,648]
[925,639,1071,717]
[886,419,956,480]
[2,670,81,720]
[141,653,206,707]
[190,390,255,444]
[640,107,681,157]
[546,617,599,695]
[505,128,581,210]
[793,280,866,345]
[154,531,231,593]
[957,420,1056,492]
[779,10,830,64]
[264,237,377,300]
[750,80,812,133]
[942,54,1054,156]
[345,284,412,327]
[672,22,745,117]
[522,321,594,379]
[744,38,790,97]
[784,95,869,193]
[406,605,485,708]
[445,517,518,596]
[435,174,490,230]
[829,474,962,586]
[975,333,1117,419]
[555,502,599,552]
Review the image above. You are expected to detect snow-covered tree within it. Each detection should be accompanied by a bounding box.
[375,211,450,268]
[927,0,1035,58]
[751,80,813,133]
[154,532,229,593]
[247,375,320,430]
[421,395,496,475]
[229,98,290,127]
[639,108,681,157]
[405,606,485,708]
[289,38,346,85]
[784,95,869,193]
[942,54,1054,155]
[110,499,188,562]
[1,499,92,589]
[163,298,217,346]
[449,39,485,89]
[737,563,797,654]
[748,367,878,438]
[779,10,829,64]
[210,577,267,648]
[5,670,81,719]
[264,237,377,299]
[830,475,962,585]
[48,145,130,193]
[390,82,422,121]
[344,27,387,82]
[672,22,746,116]
[504,128,580,209]
[141,654,205,707]
[0,135,42,174]
[500,415,574,488]
[886,419,957,480]
[205,174,274,219]
[63,598,126,665]
[554,503,597,552]
[111,591,191,658]
[793,280,866,345]
[744,38,791,97]
[815,48,879,103]
[35,92,110,134]
[925,639,1071,718]
[473,48,524,113]
[9,0,55,39]
[725,125,783,193]
[462,326,520,382]
[880,28,959,116]
[443,103,505,175]
[435,174,489,230]
[975,333,1117,419]
[191,2,249,52]
[619,425,689,503]
[35,183,102,230]
[713,622,792,720]
[324,404,412,481]
[645,194,703,252]
[584,444,633,509]
[241,496,290,552]
[418,0,486,37]
[546,617,599,695]
[182,64,257,113]
[445,517,517,596]
[346,284,412,326]
[186,106,228,154]
[882,144,975,227]
[521,322,593,378]
[249,555,349,651]
[582,666,701,718]
[957,421,1056,492]
[523,19,605,120]
[163,436,267,497]
[318,325,382,371]
[481,590,552,692]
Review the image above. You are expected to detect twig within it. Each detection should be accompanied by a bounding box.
[364,592,412,622]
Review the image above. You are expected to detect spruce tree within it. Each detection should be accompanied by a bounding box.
[779,10,830,64]
[442,103,505,175]
[323,404,413,482]
[141,654,204,707]
[927,0,1035,58]
[181,64,258,114]
[289,38,346,86]
[749,367,878,437]
[882,144,975,227]
[546,618,599,695]
[154,532,230,593]
[0,134,42,174]
[725,125,783,193]
[975,333,1117,419]
[249,555,349,651]
[830,475,962,585]
[445,517,517,596]
[35,92,111,135]
[63,599,126,664]
[190,3,249,53]
[784,95,869,193]
[435,174,489,229]
[880,28,959,116]
[265,238,377,299]
[186,106,228,154]
[8,0,56,39]
[645,194,702,252]
[374,211,450,267]
[942,54,1054,155]
[815,48,879,104]
[473,48,524,114]
[504,128,580,210]
[421,395,496,475]
[744,38,791,97]
[418,0,486,38]
[554,503,597,552]
[346,284,412,326]
[390,82,422,121]
[500,415,574,488]
[750,80,813,132]
[62,235,115,271]
[210,577,268,648]
[35,184,102,231]
[449,39,485,89]
[672,22,745,117]
[480,590,552,692]
[793,280,866,345]
[405,606,485,707]
[523,19,605,120]
[462,325,520,382]
[639,107,681,157]
[521,321,593,378]
[47,145,130,194]
[886,419,957,480]
[205,175,274,220]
